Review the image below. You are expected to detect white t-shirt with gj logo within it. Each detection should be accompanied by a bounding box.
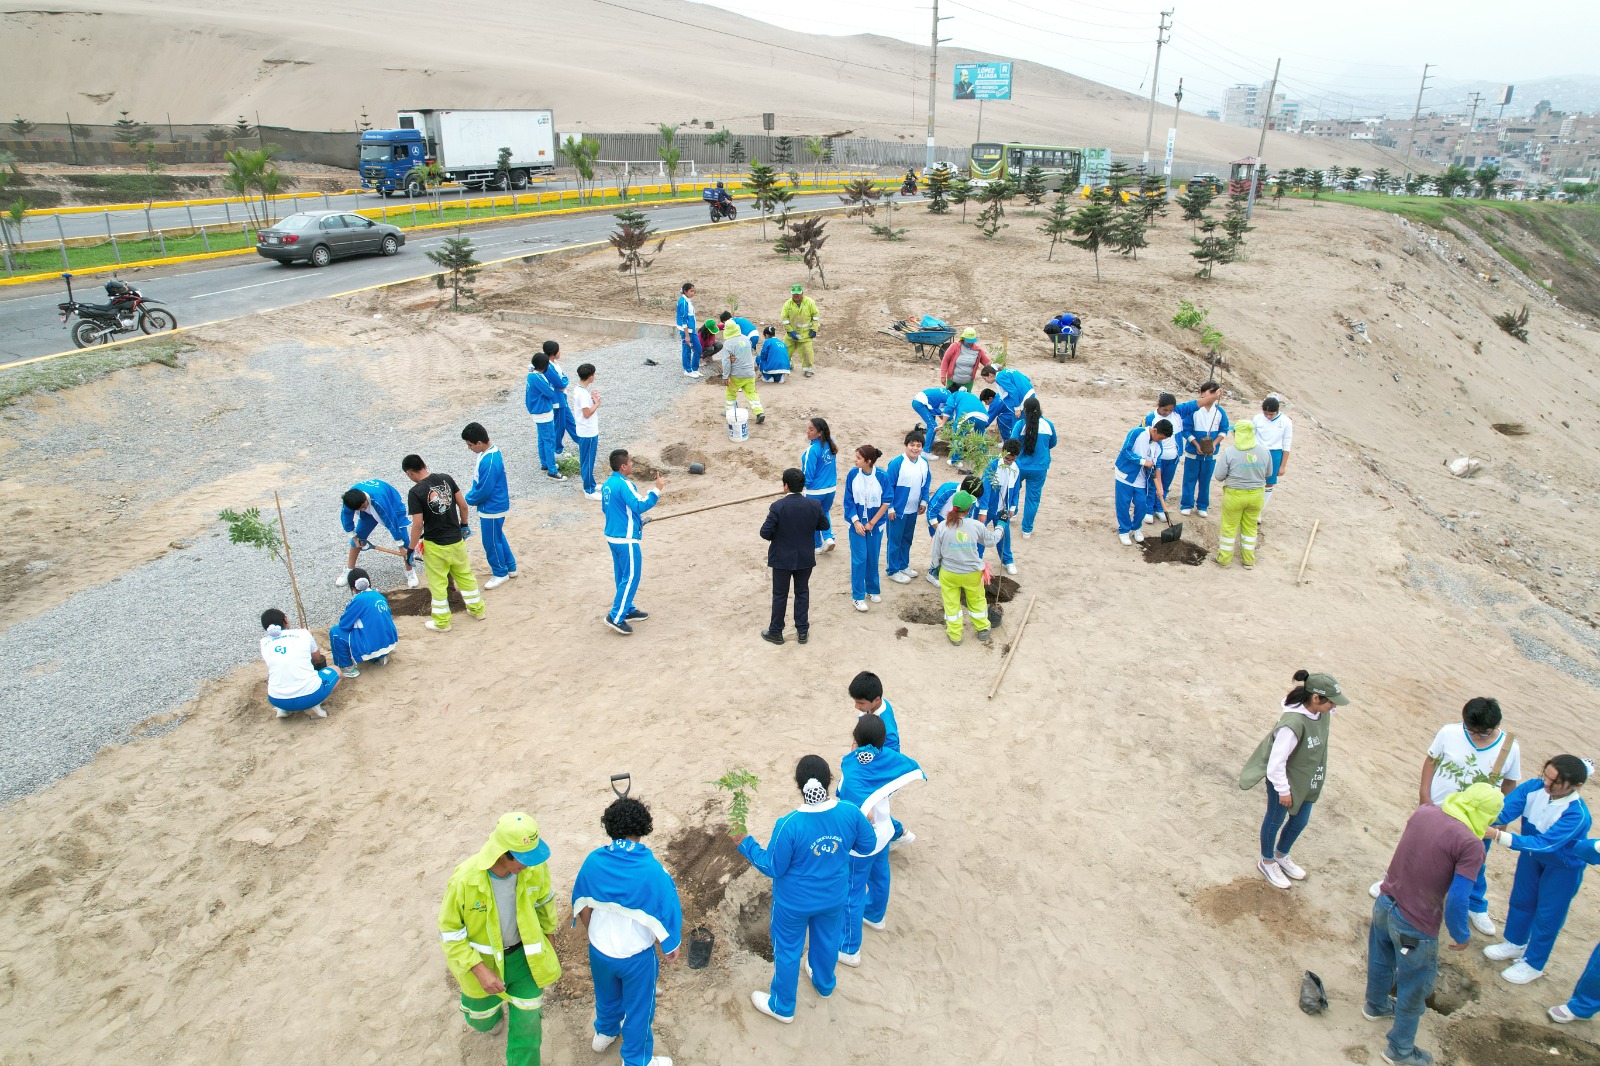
[260,628,321,700]
[1427,725,1522,806]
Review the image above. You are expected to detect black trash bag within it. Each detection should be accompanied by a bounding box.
[1298,970,1328,1015]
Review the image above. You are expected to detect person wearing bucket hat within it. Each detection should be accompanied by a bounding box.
[939,327,991,393]
[717,322,764,425]
[929,489,1004,645]
[780,284,821,377]
[572,797,683,1066]
[1212,418,1273,569]
[1364,782,1504,1066]
[438,812,562,1066]
[1481,755,1594,985]
[1239,669,1350,891]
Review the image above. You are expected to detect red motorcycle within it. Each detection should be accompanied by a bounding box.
[57,272,178,349]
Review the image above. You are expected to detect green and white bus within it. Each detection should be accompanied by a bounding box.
[970,142,1085,187]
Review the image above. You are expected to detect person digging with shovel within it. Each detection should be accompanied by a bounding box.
[1112,418,1171,546]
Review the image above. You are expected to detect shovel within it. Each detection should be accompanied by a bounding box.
[1149,472,1184,542]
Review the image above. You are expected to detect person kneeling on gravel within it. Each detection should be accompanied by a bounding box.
[259,608,340,719]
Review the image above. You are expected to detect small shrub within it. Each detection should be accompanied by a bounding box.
[712,768,761,837]
[1172,299,1209,330]
[1494,305,1530,342]
[868,223,908,241]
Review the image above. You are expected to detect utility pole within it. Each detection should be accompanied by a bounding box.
[1163,78,1183,200]
[1245,58,1279,219]
[1401,63,1433,184]
[1456,91,1484,167]
[1142,9,1174,166]
[925,0,952,173]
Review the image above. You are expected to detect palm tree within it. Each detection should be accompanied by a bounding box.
[1474,165,1502,199]
[657,123,682,195]
[804,137,826,184]
[1435,165,1472,199]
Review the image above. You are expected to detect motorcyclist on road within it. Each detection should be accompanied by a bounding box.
[713,181,733,206]
[901,169,919,195]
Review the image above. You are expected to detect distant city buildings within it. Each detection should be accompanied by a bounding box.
[1222,83,1288,129]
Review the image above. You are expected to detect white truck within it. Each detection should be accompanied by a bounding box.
[361,108,557,195]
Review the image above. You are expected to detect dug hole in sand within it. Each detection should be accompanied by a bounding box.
[3,197,1600,1065]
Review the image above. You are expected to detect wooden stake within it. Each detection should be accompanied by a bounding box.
[275,491,308,630]
[1296,519,1321,586]
[987,594,1037,700]
[650,491,778,523]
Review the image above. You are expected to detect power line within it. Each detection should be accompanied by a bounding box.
[984,0,1152,31]
[943,0,1149,45]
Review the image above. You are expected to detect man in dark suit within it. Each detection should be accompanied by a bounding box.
[759,467,830,645]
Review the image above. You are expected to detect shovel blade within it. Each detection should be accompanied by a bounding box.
[1160,523,1184,543]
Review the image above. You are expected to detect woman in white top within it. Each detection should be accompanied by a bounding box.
[259,607,341,718]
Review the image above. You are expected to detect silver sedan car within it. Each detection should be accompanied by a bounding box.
[255,210,405,267]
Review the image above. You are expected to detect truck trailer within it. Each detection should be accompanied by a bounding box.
[359,108,557,197]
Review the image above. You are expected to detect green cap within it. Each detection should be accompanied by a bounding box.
[961,327,978,341]
[951,490,977,511]
[1305,673,1349,706]
[791,283,804,294]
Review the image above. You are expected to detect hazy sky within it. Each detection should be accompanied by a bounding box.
[688,0,1597,116]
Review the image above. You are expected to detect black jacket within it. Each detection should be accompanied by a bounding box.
[760,493,829,570]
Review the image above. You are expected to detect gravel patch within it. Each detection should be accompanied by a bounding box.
[0,335,684,803]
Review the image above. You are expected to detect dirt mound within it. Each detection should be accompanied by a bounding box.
[660,442,708,468]
[1188,878,1335,942]
[386,583,468,616]
[663,826,746,926]
[1142,539,1208,566]
[1442,1015,1600,1066]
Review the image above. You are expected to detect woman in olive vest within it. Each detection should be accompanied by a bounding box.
[1240,669,1352,889]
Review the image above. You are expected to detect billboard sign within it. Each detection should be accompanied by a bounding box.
[1495,85,1515,107]
[1082,147,1112,188]
[954,63,1013,101]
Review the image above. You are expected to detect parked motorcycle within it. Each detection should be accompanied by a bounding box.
[708,199,738,222]
[57,272,178,349]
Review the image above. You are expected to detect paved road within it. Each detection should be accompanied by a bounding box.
[0,193,849,362]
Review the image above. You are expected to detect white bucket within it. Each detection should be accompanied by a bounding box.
[726,406,750,443]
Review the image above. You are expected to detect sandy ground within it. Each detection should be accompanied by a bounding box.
[5,198,1600,1065]
[1,1,1398,171]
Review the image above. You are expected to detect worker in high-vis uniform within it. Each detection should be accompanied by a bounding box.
[1212,421,1272,569]
[439,812,563,1066]
[780,284,821,377]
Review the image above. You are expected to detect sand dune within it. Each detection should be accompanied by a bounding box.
[3,0,1399,170]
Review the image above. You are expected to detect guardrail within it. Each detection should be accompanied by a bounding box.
[0,175,901,283]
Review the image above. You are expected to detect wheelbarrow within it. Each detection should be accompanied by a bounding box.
[878,315,955,362]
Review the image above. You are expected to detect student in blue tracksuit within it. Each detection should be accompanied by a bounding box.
[939,388,992,467]
[525,352,564,480]
[801,417,839,553]
[739,754,877,1024]
[542,340,576,455]
[1006,396,1058,538]
[758,326,791,383]
[572,363,603,499]
[843,445,892,613]
[978,439,1023,575]
[1113,420,1172,545]
[923,475,984,585]
[718,311,758,342]
[838,714,927,966]
[676,282,702,377]
[1548,838,1600,1023]
[912,385,951,452]
[572,796,683,1066]
[461,422,518,587]
[339,478,418,589]
[1174,381,1230,515]
[884,430,933,584]
[848,670,911,845]
[979,364,1036,440]
[1484,755,1593,984]
[1144,393,1183,523]
[327,567,400,678]
[600,449,664,636]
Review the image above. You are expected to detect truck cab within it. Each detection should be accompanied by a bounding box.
[360,130,427,197]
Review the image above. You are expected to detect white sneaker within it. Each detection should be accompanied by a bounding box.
[823,539,836,553]
[311,705,328,718]
[405,568,419,588]
[903,568,918,577]
[892,571,912,584]
[1502,961,1545,984]
[1144,514,1155,524]
[1022,531,1031,539]
[686,370,701,378]
[1549,1004,1579,1024]
[1369,880,1383,899]
[750,991,793,1023]
[1132,530,1145,543]
[1484,941,1527,961]
[1198,509,1209,517]
[647,1058,673,1066]
[854,600,869,612]
[593,1032,618,1052]
[1004,563,1017,575]
[1470,911,1497,937]
[424,620,449,633]
[335,570,350,587]
[1118,532,1133,546]
[506,570,519,579]
[1180,508,1192,516]
[484,575,508,590]
[864,918,886,931]
[837,951,861,968]
[1258,859,1291,890]
[1274,854,1306,881]
[275,707,290,718]
[585,491,602,501]
[341,666,360,679]
[889,830,916,851]
[868,593,881,603]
